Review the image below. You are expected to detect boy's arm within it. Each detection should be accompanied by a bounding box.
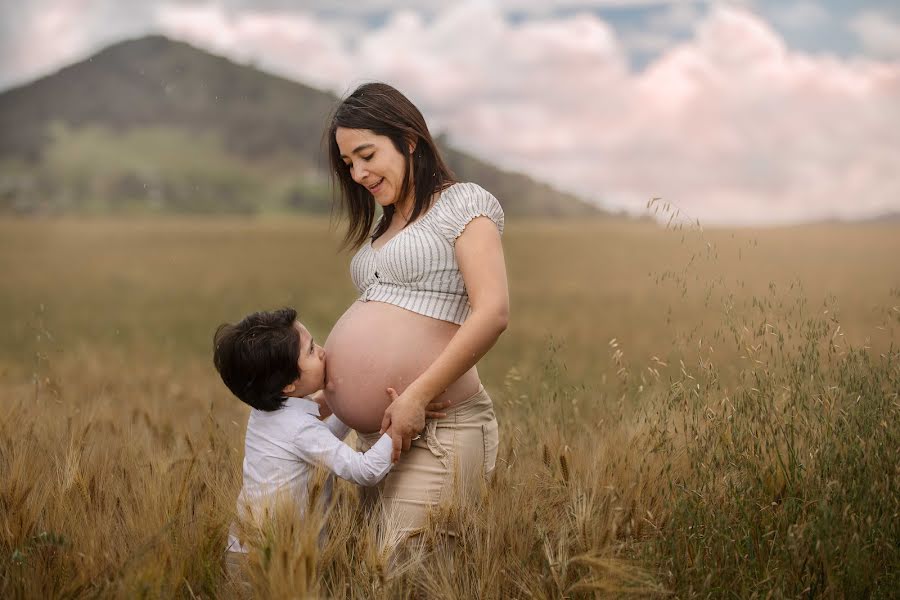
[307,390,348,439]
[316,389,450,441]
[292,421,393,486]
[323,414,351,440]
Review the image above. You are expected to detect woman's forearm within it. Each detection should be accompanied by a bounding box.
[404,306,508,404]
[403,216,509,407]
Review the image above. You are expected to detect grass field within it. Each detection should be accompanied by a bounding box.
[1,214,898,598]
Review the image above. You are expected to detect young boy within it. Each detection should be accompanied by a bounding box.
[212,307,444,557]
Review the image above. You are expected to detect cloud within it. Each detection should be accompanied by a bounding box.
[617,2,704,64]
[157,2,896,224]
[596,7,900,223]
[0,0,160,90]
[156,3,354,90]
[646,1,705,31]
[768,0,830,30]
[0,0,94,89]
[850,11,900,60]
[4,1,900,224]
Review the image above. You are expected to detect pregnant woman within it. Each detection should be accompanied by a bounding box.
[322,82,509,545]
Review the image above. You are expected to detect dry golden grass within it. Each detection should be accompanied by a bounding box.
[0,214,898,598]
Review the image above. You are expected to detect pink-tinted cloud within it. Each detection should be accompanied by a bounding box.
[613,7,900,223]
[152,3,900,224]
[850,11,900,60]
[5,1,898,224]
[0,0,95,88]
[156,4,353,90]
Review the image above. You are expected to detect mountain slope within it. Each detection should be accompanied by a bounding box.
[0,35,605,217]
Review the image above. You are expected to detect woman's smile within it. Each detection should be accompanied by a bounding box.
[367,177,385,195]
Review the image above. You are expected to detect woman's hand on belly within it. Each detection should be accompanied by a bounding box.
[380,388,450,461]
[424,396,451,419]
[380,389,429,462]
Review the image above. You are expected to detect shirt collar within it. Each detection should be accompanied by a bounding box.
[284,396,321,416]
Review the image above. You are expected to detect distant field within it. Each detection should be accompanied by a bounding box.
[1,216,897,598]
[1,216,897,379]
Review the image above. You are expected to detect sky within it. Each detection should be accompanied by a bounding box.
[1,0,899,224]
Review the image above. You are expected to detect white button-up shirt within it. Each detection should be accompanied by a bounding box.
[227,396,393,553]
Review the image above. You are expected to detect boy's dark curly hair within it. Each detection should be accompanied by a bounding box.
[212,307,300,411]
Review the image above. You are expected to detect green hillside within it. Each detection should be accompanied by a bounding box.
[0,35,606,217]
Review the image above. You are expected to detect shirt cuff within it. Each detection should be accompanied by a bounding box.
[370,433,394,461]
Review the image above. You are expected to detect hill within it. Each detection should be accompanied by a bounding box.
[0,35,605,217]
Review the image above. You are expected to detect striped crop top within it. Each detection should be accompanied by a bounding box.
[349,182,505,325]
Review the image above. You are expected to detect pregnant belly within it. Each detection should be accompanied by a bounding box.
[324,301,480,433]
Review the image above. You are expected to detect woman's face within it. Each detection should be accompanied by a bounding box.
[336,127,414,210]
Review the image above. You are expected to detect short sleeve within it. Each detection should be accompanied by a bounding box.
[436,183,504,243]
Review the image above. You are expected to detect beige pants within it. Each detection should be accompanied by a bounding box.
[357,385,499,547]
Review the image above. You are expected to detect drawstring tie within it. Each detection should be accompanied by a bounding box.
[423,420,450,469]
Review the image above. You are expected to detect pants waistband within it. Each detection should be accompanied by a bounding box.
[357,384,491,445]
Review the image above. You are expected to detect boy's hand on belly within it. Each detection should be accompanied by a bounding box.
[310,390,332,420]
[381,388,427,462]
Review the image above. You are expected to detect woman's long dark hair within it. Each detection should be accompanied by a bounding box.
[326,82,456,250]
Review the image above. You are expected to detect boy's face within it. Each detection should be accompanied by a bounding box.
[281,321,326,397]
